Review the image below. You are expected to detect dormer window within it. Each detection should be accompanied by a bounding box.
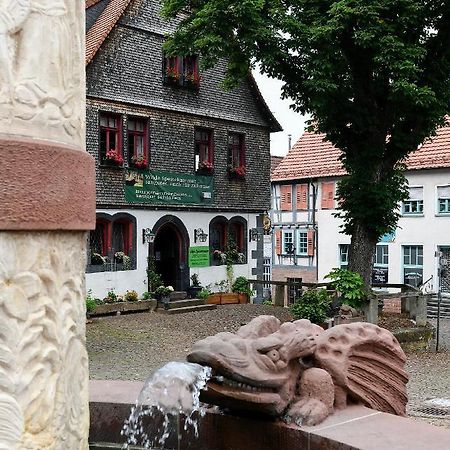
[163,55,201,89]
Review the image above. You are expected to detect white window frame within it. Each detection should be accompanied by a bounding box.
[282,230,294,254]
[374,244,389,267]
[402,245,423,287]
[437,185,450,214]
[296,230,308,256]
[339,244,349,268]
[403,186,423,215]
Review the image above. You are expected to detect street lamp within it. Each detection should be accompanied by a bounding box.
[142,228,155,244]
[194,228,208,243]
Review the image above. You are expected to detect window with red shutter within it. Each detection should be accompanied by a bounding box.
[280,185,293,211]
[307,230,315,256]
[296,184,308,210]
[275,230,282,255]
[321,182,335,209]
[195,128,214,174]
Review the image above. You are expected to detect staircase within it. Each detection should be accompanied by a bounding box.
[156,291,217,314]
[427,294,450,319]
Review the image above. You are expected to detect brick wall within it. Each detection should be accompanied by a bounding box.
[272,266,318,284]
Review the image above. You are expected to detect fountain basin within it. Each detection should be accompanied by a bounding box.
[89,380,450,450]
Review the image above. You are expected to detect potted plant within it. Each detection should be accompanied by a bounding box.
[104,149,124,166]
[187,273,203,298]
[184,71,202,88]
[154,285,174,310]
[131,154,148,169]
[228,165,246,179]
[124,290,139,302]
[91,252,106,266]
[231,276,253,304]
[165,67,181,85]
[197,159,214,175]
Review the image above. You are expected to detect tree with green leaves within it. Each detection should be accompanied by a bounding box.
[162,0,450,287]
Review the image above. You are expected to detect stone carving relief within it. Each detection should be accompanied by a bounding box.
[0,0,84,147]
[0,232,89,449]
[188,316,409,426]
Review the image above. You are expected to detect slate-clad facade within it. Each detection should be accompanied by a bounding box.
[85,0,280,298]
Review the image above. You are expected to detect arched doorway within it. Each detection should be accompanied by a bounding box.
[152,216,189,291]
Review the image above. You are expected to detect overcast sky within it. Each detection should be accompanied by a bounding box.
[252,70,308,157]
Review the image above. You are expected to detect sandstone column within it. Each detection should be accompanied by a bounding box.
[0,1,94,449]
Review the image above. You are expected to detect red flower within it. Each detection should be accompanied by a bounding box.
[199,160,214,171]
[105,149,123,165]
[230,165,246,177]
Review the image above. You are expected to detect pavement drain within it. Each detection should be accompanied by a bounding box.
[411,398,450,418]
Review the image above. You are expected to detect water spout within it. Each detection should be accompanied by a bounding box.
[121,362,212,449]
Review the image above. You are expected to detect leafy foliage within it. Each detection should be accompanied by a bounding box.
[190,273,201,287]
[141,291,153,300]
[325,268,366,309]
[198,287,212,300]
[162,0,450,277]
[147,256,163,293]
[290,289,332,324]
[231,276,253,297]
[124,290,139,302]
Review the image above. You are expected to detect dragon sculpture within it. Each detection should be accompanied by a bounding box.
[187,316,408,426]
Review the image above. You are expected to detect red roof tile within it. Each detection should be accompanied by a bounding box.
[270,156,283,175]
[86,0,133,66]
[272,125,450,181]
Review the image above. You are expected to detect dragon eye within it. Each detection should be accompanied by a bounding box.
[266,349,280,362]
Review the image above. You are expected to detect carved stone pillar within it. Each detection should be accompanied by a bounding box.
[0,2,94,449]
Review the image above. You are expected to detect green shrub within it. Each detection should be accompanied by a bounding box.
[198,288,212,300]
[231,276,253,297]
[262,299,273,306]
[104,289,118,304]
[124,290,139,302]
[290,289,332,324]
[141,291,152,300]
[190,273,201,287]
[325,268,366,309]
[86,289,98,313]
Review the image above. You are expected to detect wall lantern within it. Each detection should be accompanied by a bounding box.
[142,228,155,244]
[194,228,208,243]
[249,228,261,242]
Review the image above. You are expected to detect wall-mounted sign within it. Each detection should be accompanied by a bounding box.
[189,246,210,268]
[372,267,388,285]
[125,170,214,205]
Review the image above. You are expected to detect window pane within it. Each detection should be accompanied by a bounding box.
[135,136,144,156]
[100,116,107,127]
[112,222,125,253]
[128,120,136,131]
[108,117,117,128]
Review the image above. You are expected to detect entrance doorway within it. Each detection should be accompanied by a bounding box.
[152,217,189,291]
[439,246,450,293]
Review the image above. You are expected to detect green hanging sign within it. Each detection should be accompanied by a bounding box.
[189,246,210,268]
[125,170,214,205]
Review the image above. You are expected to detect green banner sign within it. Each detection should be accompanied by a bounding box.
[125,170,214,205]
[189,246,210,268]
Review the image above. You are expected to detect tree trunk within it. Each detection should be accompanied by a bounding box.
[348,222,377,289]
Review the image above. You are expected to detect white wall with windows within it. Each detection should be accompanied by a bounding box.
[317,168,450,292]
[86,209,259,299]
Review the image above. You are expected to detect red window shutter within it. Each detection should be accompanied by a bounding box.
[280,185,293,211]
[321,182,335,209]
[275,230,282,255]
[296,184,308,210]
[307,230,315,256]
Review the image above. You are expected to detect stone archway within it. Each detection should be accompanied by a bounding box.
[152,215,190,291]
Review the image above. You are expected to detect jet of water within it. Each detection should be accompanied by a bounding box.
[121,362,212,449]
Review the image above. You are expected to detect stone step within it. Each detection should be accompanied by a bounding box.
[157,304,217,314]
[170,291,187,301]
[167,298,205,309]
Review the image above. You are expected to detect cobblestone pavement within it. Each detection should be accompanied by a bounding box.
[86,306,449,428]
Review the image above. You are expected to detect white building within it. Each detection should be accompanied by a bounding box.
[270,126,450,295]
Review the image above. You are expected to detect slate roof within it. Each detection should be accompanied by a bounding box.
[85,0,133,65]
[270,156,283,175]
[272,125,450,182]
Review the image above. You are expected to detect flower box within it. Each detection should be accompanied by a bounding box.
[206,293,248,305]
[88,300,157,317]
